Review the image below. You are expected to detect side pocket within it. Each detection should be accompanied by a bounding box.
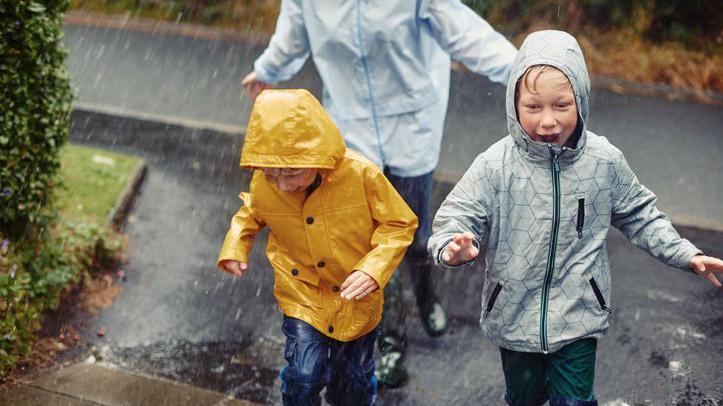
[484,282,503,319]
[589,277,613,314]
[577,198,585,238]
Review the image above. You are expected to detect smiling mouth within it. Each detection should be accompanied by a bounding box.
[536,134,559,142]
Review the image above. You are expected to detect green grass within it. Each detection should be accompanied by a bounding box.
[57,144,143,223]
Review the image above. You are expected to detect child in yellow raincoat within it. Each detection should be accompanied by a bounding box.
[217,89,417,405]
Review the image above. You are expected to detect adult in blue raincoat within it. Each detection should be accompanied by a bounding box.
[242,0,517,388]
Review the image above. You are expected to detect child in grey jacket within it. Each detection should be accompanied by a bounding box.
[427,30,723,406]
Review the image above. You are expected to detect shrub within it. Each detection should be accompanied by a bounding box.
[0,0,88,380]
[464,0,721,50]
[0,0,73,238]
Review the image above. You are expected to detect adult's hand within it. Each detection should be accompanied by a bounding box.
[242,71,273,101]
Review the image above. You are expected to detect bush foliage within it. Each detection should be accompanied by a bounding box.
[0,0,120,381]
[0,223,123,379]
[0,0,73,238]
[464,0,721,51]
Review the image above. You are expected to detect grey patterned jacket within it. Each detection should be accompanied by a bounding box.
[428,30,701,353]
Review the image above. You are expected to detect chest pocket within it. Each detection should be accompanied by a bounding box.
[558,190,588,244]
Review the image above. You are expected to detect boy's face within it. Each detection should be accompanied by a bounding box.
[516,67,579,147]
[262,168,318,192]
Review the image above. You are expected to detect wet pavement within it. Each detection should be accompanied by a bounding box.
[70,111,723,405]
[63,22,723,231]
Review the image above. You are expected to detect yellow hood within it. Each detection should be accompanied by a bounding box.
[240,89,346,169]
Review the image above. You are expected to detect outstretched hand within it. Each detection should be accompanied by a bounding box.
[442,232,480,266]
[689,255,723,288]
[340,270,379,301]
[221,260,248,278]
[242,71,273,101]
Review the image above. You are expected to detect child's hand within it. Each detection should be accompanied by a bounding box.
[221,260,248,278]
[340,271,379,301]
[242,71,273,101]
[689,255,723,288]
[442,232,480,266]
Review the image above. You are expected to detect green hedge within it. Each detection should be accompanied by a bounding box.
[0,0,77,380]
[1,0,73,238]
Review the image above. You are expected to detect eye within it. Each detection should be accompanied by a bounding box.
[554,102,571,109]
[525,104,541,111]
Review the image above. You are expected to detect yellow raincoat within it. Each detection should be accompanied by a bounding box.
[218,89,417,341]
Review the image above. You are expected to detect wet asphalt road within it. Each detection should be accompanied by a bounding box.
[70,111,722,405]
[64,23,723,230]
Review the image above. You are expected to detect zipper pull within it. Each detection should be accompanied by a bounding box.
[548,144,561,174]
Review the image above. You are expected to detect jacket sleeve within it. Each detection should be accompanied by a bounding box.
[217,192,266,272]
[611,151,701,271]
[428,154,493,268]
[253,0,310,83]
[420,0,517,85]
[353,167,418,289]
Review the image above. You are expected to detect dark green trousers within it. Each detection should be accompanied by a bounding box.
[500,338,598,406]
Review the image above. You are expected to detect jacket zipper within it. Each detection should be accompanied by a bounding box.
[577,198,585,238]
[589,277,613,314]
[354,1,385,164]
[484,282,503,319]
[540,146,562,353]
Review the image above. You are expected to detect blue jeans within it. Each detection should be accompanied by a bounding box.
[279,317,378,406]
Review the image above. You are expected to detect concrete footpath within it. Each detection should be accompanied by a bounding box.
[0,361,257,406]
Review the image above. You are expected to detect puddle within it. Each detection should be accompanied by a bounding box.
[97,338,280,404]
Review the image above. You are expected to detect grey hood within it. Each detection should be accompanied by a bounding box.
[506,30,591,162]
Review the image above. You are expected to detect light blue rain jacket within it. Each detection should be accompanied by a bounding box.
[428,30,702,353]
[253,0,517,176]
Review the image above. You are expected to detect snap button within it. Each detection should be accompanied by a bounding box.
[317,261,325,268]
[328,326,334,333]
[291,268,299,276]
[332,286,340,292]
[306,216,314,224]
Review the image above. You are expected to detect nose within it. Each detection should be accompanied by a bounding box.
[277,178,295,192]
[540,111,556,129]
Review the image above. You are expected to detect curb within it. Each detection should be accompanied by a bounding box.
[73,107,723,234]
[65,11,722,106]
[590,75,723,107]
[72,101,243,136]
[449,62,723,106]
[106,157,147,230]
[4,361,260,406]
[65,10,268,46]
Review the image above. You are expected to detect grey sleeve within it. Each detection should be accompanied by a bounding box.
[611,152,702,271]
[428,155,493,268]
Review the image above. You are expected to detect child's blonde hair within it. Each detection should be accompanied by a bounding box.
[514,65,572,104]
